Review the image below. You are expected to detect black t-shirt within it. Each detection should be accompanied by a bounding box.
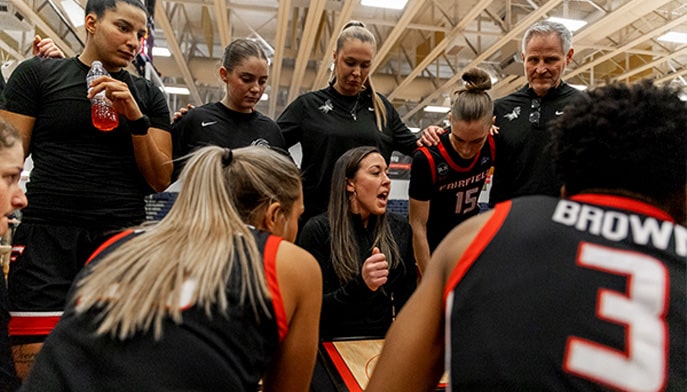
[298,212,417,339]
[0,57,171,228]
[277,85,418,221]
[409,132,495,250]
[490,82,582,206]
[446,195,686,390]
[171,102,286,179]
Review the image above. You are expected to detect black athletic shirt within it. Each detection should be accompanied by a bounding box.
[489,82,582,206]
[171,101,285,179]
[444,194,686,390]
[278,85,418,221]
[22,228,288,391]
[0,57,171,229]
[298,212,417,339]
[409,131,495,251]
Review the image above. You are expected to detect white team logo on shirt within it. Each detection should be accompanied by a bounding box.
[504,106,521,121]
[251,138,270,147]
[319,99,334,114]
[437,163,449,177]
[201,121,217,127]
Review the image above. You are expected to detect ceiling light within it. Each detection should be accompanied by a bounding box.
[152,47,172,57]
[546,17,587,32]
[164,86,190,96]
[361,0,408,11]
[61,0,84,27]
[658,32,687,44]
[260,94,268,101]
[423,105,451,114]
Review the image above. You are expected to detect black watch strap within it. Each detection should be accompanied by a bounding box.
[128,115,151,135]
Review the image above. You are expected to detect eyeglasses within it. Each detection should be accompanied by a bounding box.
[529,98,541,127]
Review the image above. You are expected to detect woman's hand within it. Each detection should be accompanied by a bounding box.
[32,35,65,59]
[416,125,445,147]
[361,247,389,291]
[172,104,195,123]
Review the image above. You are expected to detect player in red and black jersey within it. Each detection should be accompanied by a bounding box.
[368,81,686,391]
[22,146,322,391]
[409,68,495,272]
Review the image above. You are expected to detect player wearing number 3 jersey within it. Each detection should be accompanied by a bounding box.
[368,80,686,392]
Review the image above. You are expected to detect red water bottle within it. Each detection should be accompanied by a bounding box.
[87,60,119,131]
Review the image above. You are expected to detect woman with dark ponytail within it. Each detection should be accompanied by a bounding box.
[408,68,496,272]
[172,38,286,179]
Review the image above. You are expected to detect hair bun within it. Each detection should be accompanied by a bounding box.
[461,68,492,92]
[343,20,366,30]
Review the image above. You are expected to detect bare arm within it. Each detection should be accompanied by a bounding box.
[409,197,431,274]
[88,76,172,191]
[0,110,35,158]
[263,241,322,392]
[367,210,494,392]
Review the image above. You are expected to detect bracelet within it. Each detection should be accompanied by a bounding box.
[128,115,150,135]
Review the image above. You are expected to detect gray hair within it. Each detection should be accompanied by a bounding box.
[522,20,572,54]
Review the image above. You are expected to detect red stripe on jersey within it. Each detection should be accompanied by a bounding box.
[85,229,135,265]
[264,235,288,342]
[437,139,479,172]
[487,134,496,161]
[418,147,436,184]
[570,194,675,222]
[9,313,62,336]
[443,201,512,306]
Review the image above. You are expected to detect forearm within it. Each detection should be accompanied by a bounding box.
[411,228,431,274]
[131,128,172,192]
[409,198,431,273]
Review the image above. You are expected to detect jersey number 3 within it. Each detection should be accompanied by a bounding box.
[563,242,668,392]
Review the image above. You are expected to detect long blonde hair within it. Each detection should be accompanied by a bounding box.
[332,20,388,131]
[74,146,302,340]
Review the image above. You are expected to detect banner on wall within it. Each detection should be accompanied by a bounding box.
[389,151,412,180]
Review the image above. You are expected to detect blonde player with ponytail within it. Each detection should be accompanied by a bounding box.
[23,146,321,391]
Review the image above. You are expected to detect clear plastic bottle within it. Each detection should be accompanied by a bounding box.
[87,60,119,131]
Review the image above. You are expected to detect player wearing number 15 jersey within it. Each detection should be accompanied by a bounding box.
[409,69,496,272]
[367,81,686,392]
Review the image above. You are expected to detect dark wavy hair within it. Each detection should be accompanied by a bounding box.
[551,80,686,205]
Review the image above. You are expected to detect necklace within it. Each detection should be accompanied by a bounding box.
[350,94,360,121]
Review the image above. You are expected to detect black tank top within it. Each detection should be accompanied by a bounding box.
[444,195,686,391]
[23,228,287,391]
